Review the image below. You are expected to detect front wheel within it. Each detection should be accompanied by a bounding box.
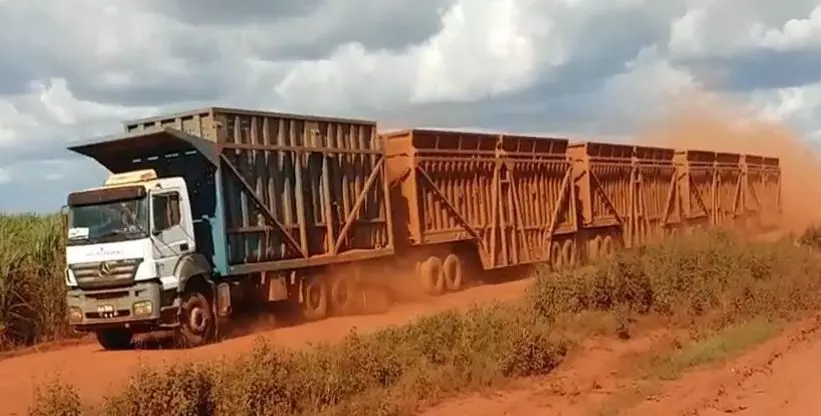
[94,328,133,351]
[175,291,216,348]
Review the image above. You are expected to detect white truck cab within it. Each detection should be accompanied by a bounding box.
[65,169,213,349]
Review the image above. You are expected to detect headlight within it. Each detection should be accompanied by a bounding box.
[68,307,83,323]
[132,300,153,317]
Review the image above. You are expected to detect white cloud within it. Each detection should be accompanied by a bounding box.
[0,78,157,152]
[273,0,559,110]
[0,0,820,212]
[667,0,821,58]
[754,6,821,51]
[0,167,10,184]
[668,8,706,57]
[750,79,821,136]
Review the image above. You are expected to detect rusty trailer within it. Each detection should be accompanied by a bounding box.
[384,129,572,271]
[569,142,680,261]
[741,155,782,229]
[674,150,749,230]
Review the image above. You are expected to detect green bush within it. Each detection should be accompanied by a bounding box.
[0,214,70,349]
[29,379,82,416]
[798,224,821,250]
[527,230,821,327]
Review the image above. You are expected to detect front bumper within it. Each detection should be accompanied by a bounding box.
[66,280,177,332]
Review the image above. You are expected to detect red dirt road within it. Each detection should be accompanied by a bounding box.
[629,316,821,416]
[0,279,530,416]
[422,317,821,416]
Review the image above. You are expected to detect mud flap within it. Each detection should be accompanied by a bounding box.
[214,282,232,341]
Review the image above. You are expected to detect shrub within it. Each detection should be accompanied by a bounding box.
[0,214,70,350]
[527,230,821,327]
[29,379,82,416]
[798,224,821,251]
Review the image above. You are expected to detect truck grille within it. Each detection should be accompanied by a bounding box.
[70,258,143,289]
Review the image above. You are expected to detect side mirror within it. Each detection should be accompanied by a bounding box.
[151,228,162,237]
[60,205,69,231]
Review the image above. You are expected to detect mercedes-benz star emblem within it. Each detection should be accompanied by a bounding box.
[98,261,112,277]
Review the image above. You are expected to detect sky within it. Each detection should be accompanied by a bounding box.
[0,0,820,213]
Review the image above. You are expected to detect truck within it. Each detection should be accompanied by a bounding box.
[62,107,782,350]
[64,107,394,349]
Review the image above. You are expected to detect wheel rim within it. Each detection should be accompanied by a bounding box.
[188,304,208,334]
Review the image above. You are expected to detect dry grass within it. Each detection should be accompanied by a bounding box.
[30,229,821,416]
[0,214,72,350]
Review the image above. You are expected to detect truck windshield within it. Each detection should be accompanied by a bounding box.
[67,197,150,246]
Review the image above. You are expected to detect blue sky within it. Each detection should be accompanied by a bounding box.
[0,0,820,213]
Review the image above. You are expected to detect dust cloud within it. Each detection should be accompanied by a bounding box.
[633,93,821,232]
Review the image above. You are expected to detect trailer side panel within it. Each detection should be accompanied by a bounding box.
[384,129,570,270]
[124,108,394,275]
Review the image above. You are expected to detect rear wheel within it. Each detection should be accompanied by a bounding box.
[330,275,358,315]
[588,236,602,263]
[602,235,615,258]
[550,241,563,270]
[443,254,463,292]
[302,276,329,321]
[561,239,577,268]
[419,256,445,296]
[94,328,133,351]
[175,291,215,348]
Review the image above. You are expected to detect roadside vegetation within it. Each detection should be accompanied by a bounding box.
[0,214,72,351]
[30,229,821,416]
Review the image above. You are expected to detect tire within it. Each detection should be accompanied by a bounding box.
[330,275,358,315]
[94,328,133,351]
[419,256,445,296]
[589,236,602,262]
[443,254,463,292]
[602,235,615,258]
[561,239,576,268]
[302,276,329,322]
[550,241,563,270]
[175,291,215,348]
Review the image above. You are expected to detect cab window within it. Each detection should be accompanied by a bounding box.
[152,192,181,232]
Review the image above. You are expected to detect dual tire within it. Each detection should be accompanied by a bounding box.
[418,254,463,297]
[301,274,361,321]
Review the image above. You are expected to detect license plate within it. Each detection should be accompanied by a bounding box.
[97,304,115,314]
